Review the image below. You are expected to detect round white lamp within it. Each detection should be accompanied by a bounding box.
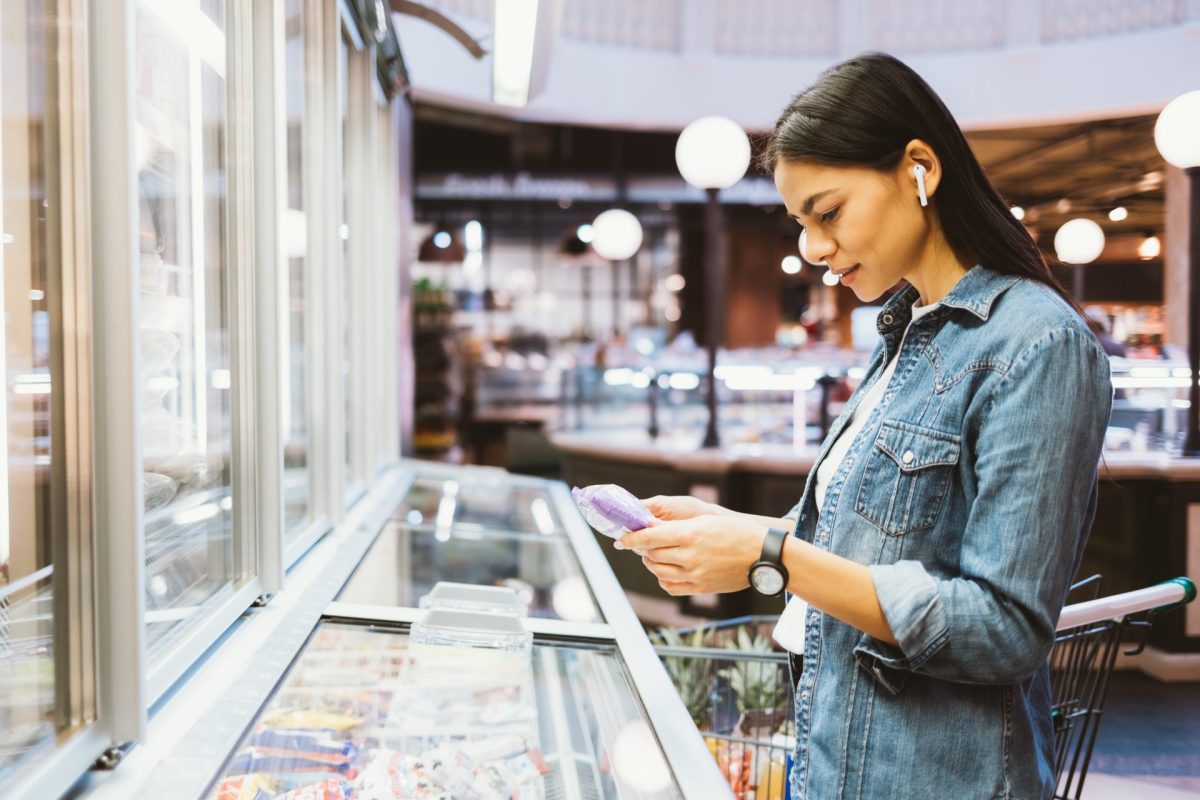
[1054,218,1105,265]
[675,117,750,449]
[1155,89,1200,455]
[675,116,752,190]
[591,209,643,261]
[1154,90,1200,170]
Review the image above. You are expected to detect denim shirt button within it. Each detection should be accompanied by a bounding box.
[882,314,894,325]
[902,450,915,465]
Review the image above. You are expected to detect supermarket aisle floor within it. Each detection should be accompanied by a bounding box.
[1084,671,1200,798]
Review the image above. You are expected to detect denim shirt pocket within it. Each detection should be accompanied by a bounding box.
[855,419,961,536]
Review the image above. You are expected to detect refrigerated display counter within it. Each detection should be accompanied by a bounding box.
[179,460,728,800]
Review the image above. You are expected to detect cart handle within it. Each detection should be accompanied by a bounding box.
[1056,577,1196,631]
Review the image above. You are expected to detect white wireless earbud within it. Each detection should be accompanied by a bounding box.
[913,164,929,208]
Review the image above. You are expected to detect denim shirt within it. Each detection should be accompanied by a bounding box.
[782,265,1113,800]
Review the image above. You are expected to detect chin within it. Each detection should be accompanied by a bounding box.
[850,284,886,303]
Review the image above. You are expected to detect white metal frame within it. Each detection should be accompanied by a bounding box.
[346,32,375,487]
[252,0,287,591]
[86,0,147,753]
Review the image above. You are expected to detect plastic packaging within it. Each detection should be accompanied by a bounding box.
[410,608,533,655]
[418,582,528,617]
[571,484,656,539]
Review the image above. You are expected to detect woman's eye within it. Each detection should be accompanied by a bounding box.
[821,207,840,224]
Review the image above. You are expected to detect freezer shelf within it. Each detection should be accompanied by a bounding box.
[337,522,604,623]
[392,476,564,537]
[206,622,682,799]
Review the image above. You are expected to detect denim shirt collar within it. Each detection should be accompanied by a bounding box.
[876,265,1020,335]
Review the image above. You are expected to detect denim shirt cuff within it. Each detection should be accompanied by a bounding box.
[856,562,950,689]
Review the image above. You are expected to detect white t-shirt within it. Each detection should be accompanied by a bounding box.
[773,300,941,655]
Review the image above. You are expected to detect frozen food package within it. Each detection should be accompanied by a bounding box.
[210,773,276,800]
[571,484,656,539]
[271,779,354,800]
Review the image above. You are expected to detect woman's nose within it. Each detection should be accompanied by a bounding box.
[800,229,833,267]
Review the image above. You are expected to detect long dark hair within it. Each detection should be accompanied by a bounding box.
[762,52,1079,312]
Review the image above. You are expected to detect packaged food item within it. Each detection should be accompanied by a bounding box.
[246,728,361,766]
[210,773,276,800]
[571,484,656,539]
[272,779,354,800]
[260,709,364,733]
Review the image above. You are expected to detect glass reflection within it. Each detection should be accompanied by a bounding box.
[394,478,565,535]
[283,0,309,535]
[339,33,354,499]
[1,0,64,778]
[135,0,236,659]
[339,523,602,622]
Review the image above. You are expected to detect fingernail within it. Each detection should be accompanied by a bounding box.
[613,541,626,550]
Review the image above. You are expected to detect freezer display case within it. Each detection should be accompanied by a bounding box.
[178,461,727,800]
[337,521,604,623]
[206,621,682,799]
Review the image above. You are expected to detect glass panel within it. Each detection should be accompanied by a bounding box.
[394,476,565,536]
[207,623,682,799]
[1,0,76,778]
[338,522,603,622]
[282,0,309,535]
[135,0,237,661]
[339,33,354,498]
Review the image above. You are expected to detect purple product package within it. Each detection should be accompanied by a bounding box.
[571,484,656,539]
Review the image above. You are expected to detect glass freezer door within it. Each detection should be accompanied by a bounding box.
[206,622,682,799]
[337,521,604,623]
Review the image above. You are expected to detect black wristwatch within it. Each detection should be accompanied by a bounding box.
[749,527,790,596]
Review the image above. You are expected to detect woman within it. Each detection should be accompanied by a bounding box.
[615,53,1113,799]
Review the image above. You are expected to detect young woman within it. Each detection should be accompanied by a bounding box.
[615,53,1113,799]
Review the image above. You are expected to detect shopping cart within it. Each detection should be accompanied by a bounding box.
[1050,575,1195,799]
[651,617,793,800]
[651,577,1196,800]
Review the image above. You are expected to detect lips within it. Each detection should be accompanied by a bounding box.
[834,264,861,285]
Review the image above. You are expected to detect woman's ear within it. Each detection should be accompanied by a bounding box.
[903,139,942,200]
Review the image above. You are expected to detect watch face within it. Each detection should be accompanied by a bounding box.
[751,564,785,595]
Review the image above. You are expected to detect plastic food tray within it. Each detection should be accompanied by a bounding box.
[418,581,529,616]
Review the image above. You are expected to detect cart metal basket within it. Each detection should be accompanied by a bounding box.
[651,577,1196,800]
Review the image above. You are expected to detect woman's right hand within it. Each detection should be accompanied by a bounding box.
[641,494,727,522]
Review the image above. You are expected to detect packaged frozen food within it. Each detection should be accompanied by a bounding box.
[272,779,355,800]
[571,484,656,539]
[260,709,364,733]
[210,773,276,800]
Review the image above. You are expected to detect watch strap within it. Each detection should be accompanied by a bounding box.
[761,527,788,565]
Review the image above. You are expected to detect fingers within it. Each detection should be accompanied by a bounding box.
[615,521,682,552]
[658,579,694,596]
[642,555,687,580]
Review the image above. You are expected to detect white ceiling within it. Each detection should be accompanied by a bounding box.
[395,0,1200,131]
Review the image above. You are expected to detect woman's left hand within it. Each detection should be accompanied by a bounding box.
[615,514,766,596]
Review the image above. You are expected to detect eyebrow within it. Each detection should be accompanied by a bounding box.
[801,187,840,214]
